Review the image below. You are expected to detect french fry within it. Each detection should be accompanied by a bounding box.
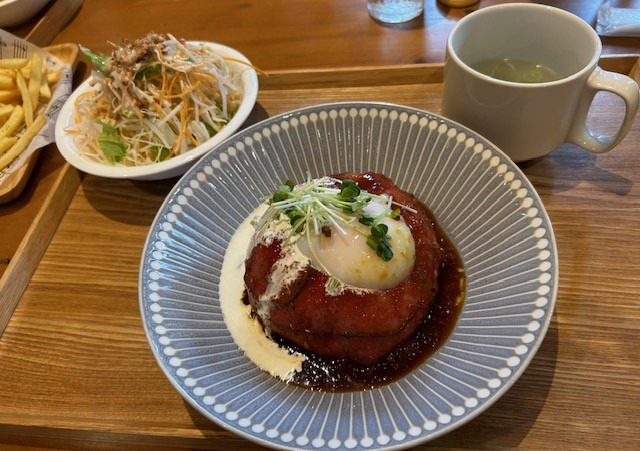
[0,51,57,173]
[0,59,29,69]
[0,75,16,89]
[0,137,18,156]
[16,72,32,127]
[0,68,16,79]
[20,61,31,79]
[0,90,20,103]
[0,105,13,126]
[46,70,61,85]
[40,75,52,100]
[0,105,24,139]
[0,104,14,121]
[28,54,42,107]
[0,114,45,171]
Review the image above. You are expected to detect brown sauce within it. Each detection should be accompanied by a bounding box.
[271,206,466,392]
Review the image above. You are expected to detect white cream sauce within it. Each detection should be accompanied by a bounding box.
[219,204,306,382]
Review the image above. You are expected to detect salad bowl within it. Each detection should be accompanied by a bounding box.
[55,41,259,180]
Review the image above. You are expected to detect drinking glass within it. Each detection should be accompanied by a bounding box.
[367,0,424,23]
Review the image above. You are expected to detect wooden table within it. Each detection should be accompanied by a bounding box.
[1,1,640,449]
[7,0,640,70]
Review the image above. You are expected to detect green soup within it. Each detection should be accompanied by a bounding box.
[471,57,562,83]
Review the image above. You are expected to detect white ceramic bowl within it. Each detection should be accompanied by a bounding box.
[54,41,259,180]
[0,0,51,27]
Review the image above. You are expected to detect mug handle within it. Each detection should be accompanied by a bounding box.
[567,67,639,154]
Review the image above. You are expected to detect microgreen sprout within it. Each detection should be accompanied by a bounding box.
[263,177,415,263]
[366,223,393,261]
[325,276,343,293]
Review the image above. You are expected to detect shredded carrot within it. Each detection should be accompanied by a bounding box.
[167,72,180,96]
[74,90,97,122]
[161,67,167,100]
[223,57,266,76]
[192,72,219,84]
[187,131,199,147]
[164,80,201,99]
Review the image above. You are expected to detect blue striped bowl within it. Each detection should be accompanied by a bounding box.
[139,102,558,449]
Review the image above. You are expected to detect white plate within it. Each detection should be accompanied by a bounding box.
[54,41,258,180]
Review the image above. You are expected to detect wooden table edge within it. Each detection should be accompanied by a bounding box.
[260,55,640,89]
[0,423,236,450]
[0,162,81,335]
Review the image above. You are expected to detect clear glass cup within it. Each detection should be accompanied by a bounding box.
[367,0,424,23]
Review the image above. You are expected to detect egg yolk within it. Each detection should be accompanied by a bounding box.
[298,218,416,290]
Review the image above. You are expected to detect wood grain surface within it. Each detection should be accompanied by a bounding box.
[1,59,640,448]
[0,42,81,334]
[0,150,67,280]
[1,0,640,449]
[20,0,85,49]
[6,0,640,71]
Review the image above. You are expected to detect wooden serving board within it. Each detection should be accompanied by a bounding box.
[0,0,84,334]
[0,0,85,333]
[0,0,84,203]
[0,56,639,449]
[0,43,81,335]
[0,43,79,203]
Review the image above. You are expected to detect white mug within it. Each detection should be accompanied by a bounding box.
[441,4,639,162]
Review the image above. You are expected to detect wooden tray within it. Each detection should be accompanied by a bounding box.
[0,43,81,335]
[0,43,79,203]
[0,0,84,334]
[0,56,639,449]
[0,0,83,204]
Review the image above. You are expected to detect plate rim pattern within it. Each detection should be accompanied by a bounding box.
[139,101,559,450]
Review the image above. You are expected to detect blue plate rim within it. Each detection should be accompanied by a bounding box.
[138,101,559,450]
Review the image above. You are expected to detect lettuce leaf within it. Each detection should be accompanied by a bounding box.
[97,121,126,163]
[150,146,171,162]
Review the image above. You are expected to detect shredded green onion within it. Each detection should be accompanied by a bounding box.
[264,177,415,262]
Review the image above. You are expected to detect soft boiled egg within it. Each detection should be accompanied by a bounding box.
[298,216,416,290]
